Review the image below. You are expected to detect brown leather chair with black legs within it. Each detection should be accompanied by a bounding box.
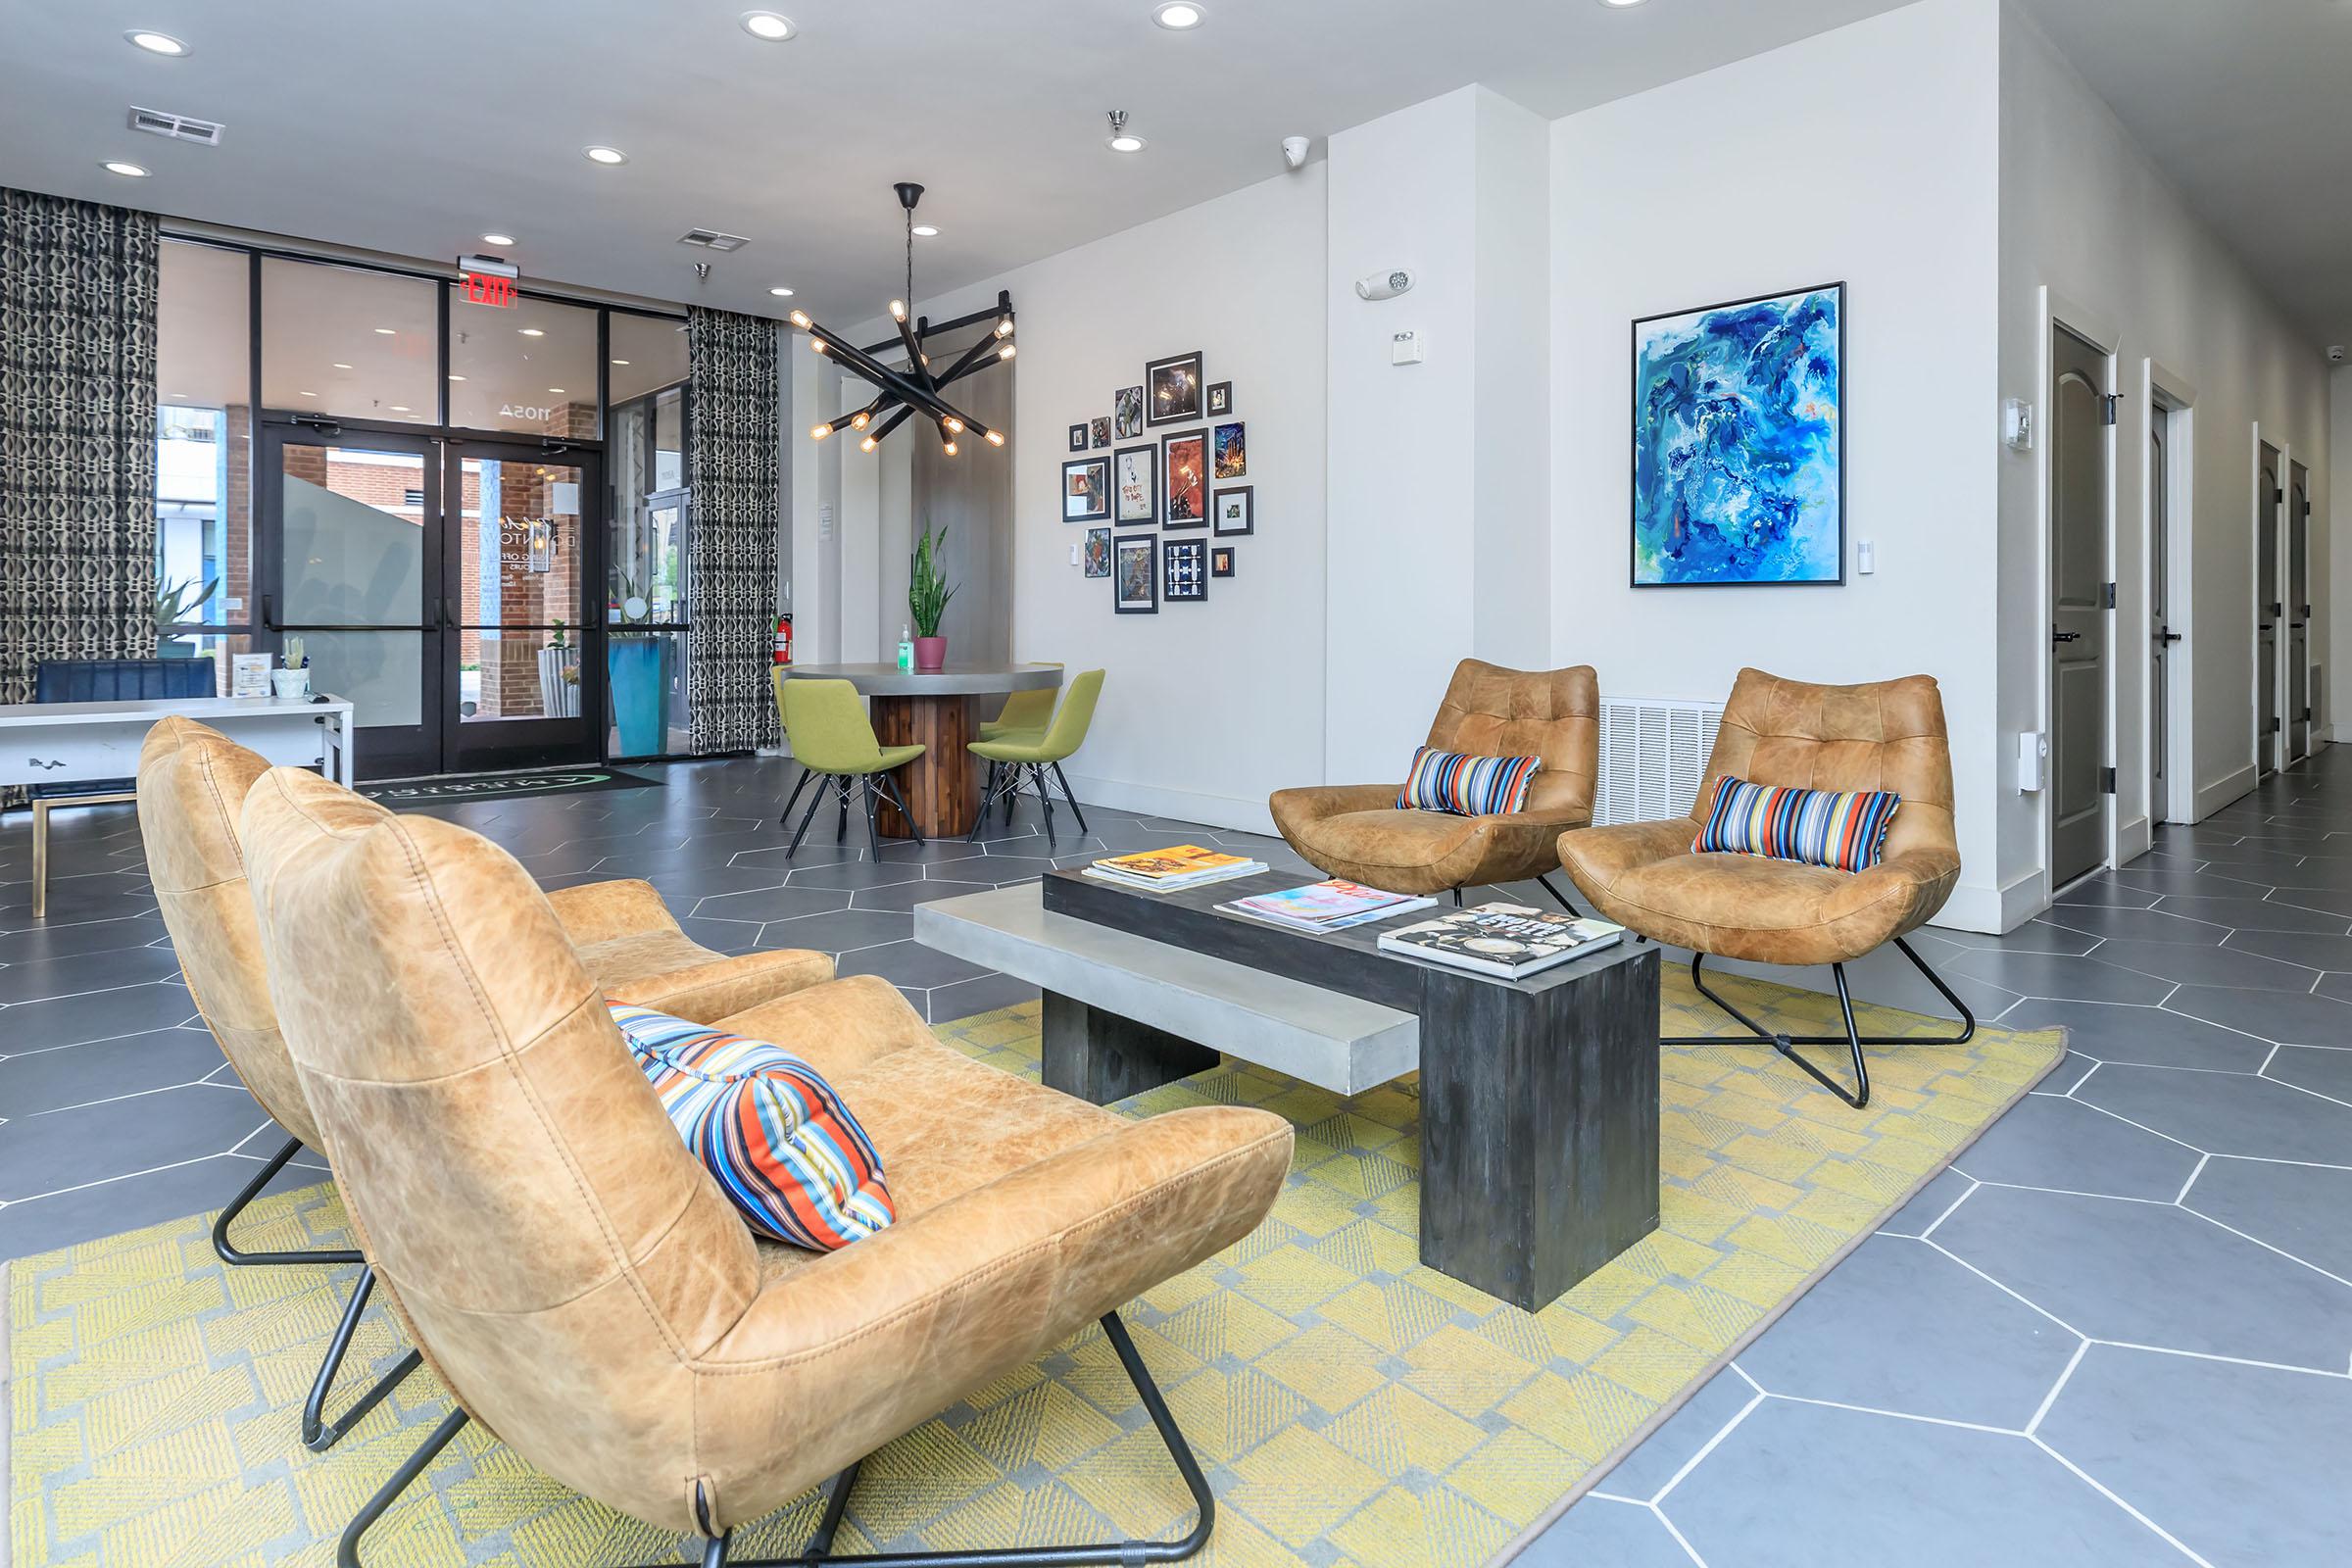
[239,763,1294,1567]
[1554,668,1972,1108]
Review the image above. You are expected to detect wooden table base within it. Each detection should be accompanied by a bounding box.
[871,693,980,838]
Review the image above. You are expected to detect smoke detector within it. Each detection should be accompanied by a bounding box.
[127,106,223,146]
[678,228,751,252]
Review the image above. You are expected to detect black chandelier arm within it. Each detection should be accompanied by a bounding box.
[864,405,915,445]
[892,313,933,390]
[805,321,965,431]
[935,329,1012,387]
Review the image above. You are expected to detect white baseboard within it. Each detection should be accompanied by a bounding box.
[1059,770,1278,837]
[2192,763,2258,821]
[2117,814,2152,861]
[1929,866,2044,935]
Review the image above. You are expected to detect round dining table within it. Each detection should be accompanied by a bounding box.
[778,662,1063,839]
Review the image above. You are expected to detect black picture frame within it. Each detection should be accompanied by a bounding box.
[1090,416,1111,449]
[1629,280,1846,589]
[1113,532,1157,612]
[1211,484,1253,536]
[1113,443,1157,524]
[1084,528,1111,578]
[1206,380,1232,416]
[1210,545,1236,578]
[1114,385,1146,439]
[1067,422,1089,452]
[1160,427,1208,527]
[1212,419,1247,479]
[1145,350,1204,427]
[1164,537,1207,602]
[1062,455,1111,522]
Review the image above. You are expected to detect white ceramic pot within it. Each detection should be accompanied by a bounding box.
[271,667,313,700]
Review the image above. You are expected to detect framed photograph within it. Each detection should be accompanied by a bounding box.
[1113,533,1157,613]
[1632,281,1844,587]
[1160,428,1207,526]
[1212,420,1247,479]
[1211,484,1253,536]
[1062,455,1111,522]
[1089,416,1111,450]
[1210,545,1236,578]
[1084,528,1111,578]
[1205,380,1232,417]
[1164,538,1207,602]
[1067,422,1089,452]
[1114,385,1146,439]
[1145,350,1203,426]
[1114,444,1157,524]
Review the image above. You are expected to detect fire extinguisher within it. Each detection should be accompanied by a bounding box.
[772,612,793,665]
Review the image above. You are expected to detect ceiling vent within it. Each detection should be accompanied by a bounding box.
[677,228,750,252]
[128,106,224,145]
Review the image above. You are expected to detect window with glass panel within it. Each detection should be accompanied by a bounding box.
[154,239,253,674]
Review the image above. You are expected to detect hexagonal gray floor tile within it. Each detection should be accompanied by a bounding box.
[2034,905,2230,946]
[2164,984,2352,1045]
[2037,1345,2352,1568]
[687,885,856,923]
[2149,894,2349,932]
[2086,939,2321,994]
[2263,1045,2352,1104]
[784,859,931,891]
[2075,1065,2352,1165]
[848,878,1000,913]
[1661,1399,2173,1567]
[0,1082,270,1202]
[1519,1496,1696,1567]
[1943,948,2173,1005]
[1934,1186,2352,1369]
[2222,928,2352,971]
[758,909,916,955]
[835,940,991,991]
[1878,1168,1976,1238]
[1986,1001,2271,1072]
[2182,1157,2352,1282]
[1952,1095,2201,1200]
[1737,1236,2080,1428]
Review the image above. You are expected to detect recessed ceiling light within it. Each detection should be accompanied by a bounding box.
[448,373,466,381]
[1597,0,1648,7]
[768,285,796,297]
[1106,109,1146,153]
[584,145,628,166]
[548,387,566,395]
[102,161,149,178]
[331,362,353,369]
[611,358,631,366]
[480,232,515,247]
[1152,2,1205,29]
[298,390,318,397]
[740,11,795,40]
[911,224,939,237]
[124,29,189,56]
[388,405,412,413]
[518,327,545,337]
[372,327,396,335]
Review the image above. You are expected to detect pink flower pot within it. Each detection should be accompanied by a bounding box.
[913,635,948,672]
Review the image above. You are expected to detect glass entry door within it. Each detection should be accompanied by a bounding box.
[260,426,602,779]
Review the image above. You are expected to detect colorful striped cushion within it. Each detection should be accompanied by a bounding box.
[1691,776,1903,872]
[610,1003,894,1251]
[1396,747,1541,816]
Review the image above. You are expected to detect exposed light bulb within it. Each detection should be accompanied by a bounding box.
[889,299,907,322]
[944,417,964,433]
[811,338,830,355]
[810,422,832,440]
[860,435,878,453]
[994,316,1013,338]
[943,441,958,457]
[984,429,1004,447]
[999,343,1016,360]
[851,412,870,429]
[788,309,811,328]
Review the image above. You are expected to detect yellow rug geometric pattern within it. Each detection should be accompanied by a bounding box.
[8,972,2062,1568]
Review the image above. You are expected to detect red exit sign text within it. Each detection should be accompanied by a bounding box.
[461,270,516,307]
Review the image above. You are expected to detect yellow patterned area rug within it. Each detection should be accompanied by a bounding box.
[9,974,2062,1568]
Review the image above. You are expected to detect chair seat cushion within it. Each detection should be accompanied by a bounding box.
[611,1003,896,1251]
[1270,783,1584,897]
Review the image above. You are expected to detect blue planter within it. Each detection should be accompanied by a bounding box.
[608,637,667,757]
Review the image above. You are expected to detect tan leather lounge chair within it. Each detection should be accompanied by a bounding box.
[132,717,835,1451]
[1269,659,1600,909]
[238,763,1294,1567]
[1554,669,1972,1107]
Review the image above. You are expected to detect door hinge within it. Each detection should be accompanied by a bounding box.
[2303,707,2315,722]
[2099,394,2121,426]
[2275,488,2286,505]
[2272,718,2284,733]
[2102,581,2117,609]
[2099,766,2117,795]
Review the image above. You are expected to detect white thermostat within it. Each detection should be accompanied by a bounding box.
[2016,731,2048,793]
[1391,329,1424,366]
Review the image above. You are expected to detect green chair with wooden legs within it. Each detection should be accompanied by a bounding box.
[773,673,926,859]
[969,668,1104,845]
[978,662,1061,743]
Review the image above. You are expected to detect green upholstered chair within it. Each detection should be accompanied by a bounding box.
[968,669,1104,845]
[978,662,1061,743]
[773,673,926,858]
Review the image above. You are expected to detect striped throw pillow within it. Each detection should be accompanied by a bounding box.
[1692,776,1903,872]
[610,1003,894,1251]
[1396,747,1542,816]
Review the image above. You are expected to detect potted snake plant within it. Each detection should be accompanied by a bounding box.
[909,522,956,672]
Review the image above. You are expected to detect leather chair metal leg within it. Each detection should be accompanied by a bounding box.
[303,1265,424,1451]
[340,1311,1215,1568]
[1534,873,1583,917]
[213,1136,363,1268]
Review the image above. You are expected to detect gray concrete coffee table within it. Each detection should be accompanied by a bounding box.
[916,870,1662,1310]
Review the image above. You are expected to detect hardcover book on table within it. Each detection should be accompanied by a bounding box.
[1376,904,1625,979]
[1086,845,1267,892]
[1217,879,1435,932]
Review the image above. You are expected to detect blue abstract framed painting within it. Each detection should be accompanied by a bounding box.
[1631,282,1844,587]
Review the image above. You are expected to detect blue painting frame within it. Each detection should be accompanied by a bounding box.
[1631,281,1845,588]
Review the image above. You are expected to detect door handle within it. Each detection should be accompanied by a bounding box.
[2158,629,2182,644]
[2051,630,2082,643]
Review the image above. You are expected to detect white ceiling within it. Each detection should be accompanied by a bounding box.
[0,0,1911,324]
[2014,0,2352,349]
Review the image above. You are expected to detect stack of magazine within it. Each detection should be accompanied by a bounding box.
[1376,903,1625,980]
[1216,879,1436,933]
[1084,845,1268,893]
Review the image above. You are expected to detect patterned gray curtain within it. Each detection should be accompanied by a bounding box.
[0,188,161,707]
[685,307,780,754]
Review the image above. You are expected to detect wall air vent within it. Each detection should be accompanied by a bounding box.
[1594,696,1726,825]
[677,228,751,252]
[128,106,224,145]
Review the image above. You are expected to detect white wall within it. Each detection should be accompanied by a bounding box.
[1546,0,2008,926]
[1997,2,2333,901]
[2334,365,2352,740]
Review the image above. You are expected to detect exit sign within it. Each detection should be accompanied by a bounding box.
[460,270,515,307]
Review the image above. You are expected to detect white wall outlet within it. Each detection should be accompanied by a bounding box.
[1391,329,1423,366]
[819,504,834,541]
[2002,397,2034,451]
[1856,539,1876,574]
[1069,541,1081,566]
[2016,730,2049,793]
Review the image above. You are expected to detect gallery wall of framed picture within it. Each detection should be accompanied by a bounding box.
[1066,348,1253,614]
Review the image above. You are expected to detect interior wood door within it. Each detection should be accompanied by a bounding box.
[2257,444,2281,778]
[2149,412,2175,817]
[2049,326,2110,886]
[2287,460,2311,761]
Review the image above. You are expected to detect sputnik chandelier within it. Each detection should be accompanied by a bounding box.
[797,182,1014,455]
